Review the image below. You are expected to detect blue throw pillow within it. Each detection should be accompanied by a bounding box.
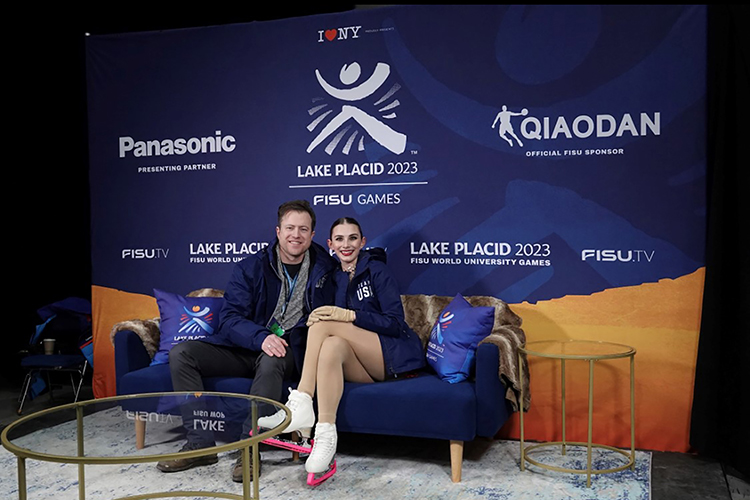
[426,294,495,383]
[151,289,224,366]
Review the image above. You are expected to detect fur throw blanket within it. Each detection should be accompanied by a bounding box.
[401,294,530,412]
[109,288,224,358]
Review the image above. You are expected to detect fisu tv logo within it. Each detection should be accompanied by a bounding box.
[306,61,407,155]
[122,248,169,259]
[179,306,215,336]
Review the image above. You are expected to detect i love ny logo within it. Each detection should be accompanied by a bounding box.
[317,25,362,43]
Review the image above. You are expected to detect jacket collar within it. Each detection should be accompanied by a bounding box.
[265,239,335,277]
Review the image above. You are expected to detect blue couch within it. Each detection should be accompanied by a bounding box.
[114,294,528,482]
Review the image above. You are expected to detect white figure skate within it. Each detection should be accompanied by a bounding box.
[257,388,315,438]
[305,422,337,486]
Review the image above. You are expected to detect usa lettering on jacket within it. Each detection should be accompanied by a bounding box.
[356,280,374,302]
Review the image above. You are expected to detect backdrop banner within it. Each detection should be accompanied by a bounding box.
[86,5,706,452]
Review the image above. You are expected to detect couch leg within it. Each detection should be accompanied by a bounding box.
[450,440,463,482]
[135,416,146,449]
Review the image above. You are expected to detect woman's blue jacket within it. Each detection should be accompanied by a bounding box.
[334,248,426,377]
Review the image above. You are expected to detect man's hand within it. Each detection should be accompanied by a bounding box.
[261,334,288,357]
[308,305,356,323]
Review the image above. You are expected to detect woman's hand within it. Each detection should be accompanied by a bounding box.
[306,305,356,326]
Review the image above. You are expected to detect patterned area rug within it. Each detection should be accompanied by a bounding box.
[0,408,650,500]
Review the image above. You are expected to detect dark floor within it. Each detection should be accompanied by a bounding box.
[1,377,747,500]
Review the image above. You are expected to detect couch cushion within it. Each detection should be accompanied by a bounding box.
[118,370,294,438]
[336,372,477,442]
[118,363,173,395]
[119,366,254,395]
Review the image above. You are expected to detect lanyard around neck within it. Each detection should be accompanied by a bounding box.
[281,265,299,314]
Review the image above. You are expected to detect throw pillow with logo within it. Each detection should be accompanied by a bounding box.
[151,289,224,366]
[426,293,495,384]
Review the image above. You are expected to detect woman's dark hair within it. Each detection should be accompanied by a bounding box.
[329,217,364,238]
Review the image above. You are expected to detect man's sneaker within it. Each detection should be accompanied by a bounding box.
[232,453,261,483]
[257,389,315,437]
[305,423,337,474]
[156,441,218,473]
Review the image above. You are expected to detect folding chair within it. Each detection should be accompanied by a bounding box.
[18,299,92,415]
[17,353,88,414]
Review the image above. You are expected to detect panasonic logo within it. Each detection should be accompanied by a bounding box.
[119,131,236,158]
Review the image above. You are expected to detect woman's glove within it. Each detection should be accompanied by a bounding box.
[306,309,323,326]
[307,305,355,326]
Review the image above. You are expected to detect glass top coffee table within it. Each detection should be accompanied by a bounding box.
[1,391,290,500]
[517,340,636,487]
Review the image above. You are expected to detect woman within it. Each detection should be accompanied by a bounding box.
[258,217,425,474]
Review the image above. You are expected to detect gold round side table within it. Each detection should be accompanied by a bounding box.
[518,339,636,487]
[1,391,290,500]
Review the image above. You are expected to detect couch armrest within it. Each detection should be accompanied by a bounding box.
[474,342,513,437]
[114,330,152,394]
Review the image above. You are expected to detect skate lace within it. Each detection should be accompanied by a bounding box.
[261,388,297,424]
[312,429,335,455]
[285,388,308,412]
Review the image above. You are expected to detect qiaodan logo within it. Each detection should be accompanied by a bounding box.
[306,61,406,155]
[491,106,661,148]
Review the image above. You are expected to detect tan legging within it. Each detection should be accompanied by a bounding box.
[297,321,385,424]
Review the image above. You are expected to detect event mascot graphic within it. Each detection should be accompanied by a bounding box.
[307,61,407,155]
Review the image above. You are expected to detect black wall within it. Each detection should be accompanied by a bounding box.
[10,6,354,387]
[690,4,749,478]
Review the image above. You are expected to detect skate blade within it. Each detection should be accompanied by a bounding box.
[306,460,337,486]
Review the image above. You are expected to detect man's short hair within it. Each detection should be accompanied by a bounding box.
[277,200,316,231]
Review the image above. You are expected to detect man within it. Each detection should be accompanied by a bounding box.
[157,200,335,482]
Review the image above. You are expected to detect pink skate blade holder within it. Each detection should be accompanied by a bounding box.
[261,436,312,455]
[248,429,312,454]
[249,430,337,485]
[307,460,337,486]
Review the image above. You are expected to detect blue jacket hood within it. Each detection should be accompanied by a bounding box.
[362,247,387,265]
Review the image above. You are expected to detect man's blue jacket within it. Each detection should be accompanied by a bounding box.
[206,239,336,373]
